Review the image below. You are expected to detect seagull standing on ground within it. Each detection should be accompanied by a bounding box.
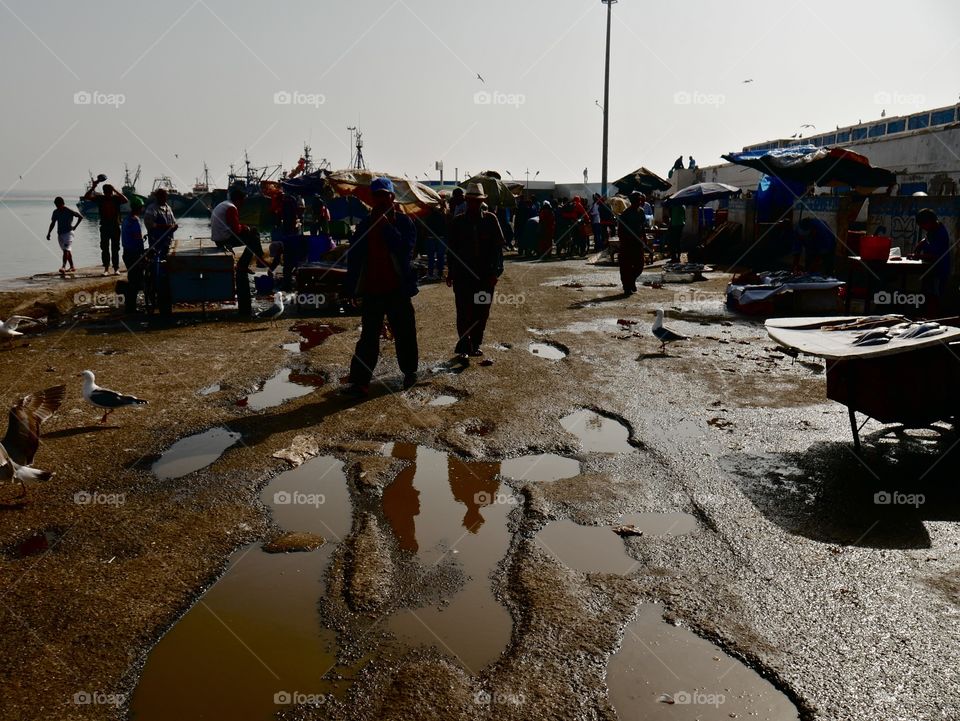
[80,370,147,424]
[652,309,688,354]
[0,385,66,499]
[258,292,286,322]
[1,316,44,340]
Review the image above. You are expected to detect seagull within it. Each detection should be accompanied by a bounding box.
[652,309,688,354]
[1,316,45,340]
[258,292,286,322]
[742,79,754,83]
[800,124,816,129]
[476,73,485,83]
[0,385,66,499]
[80,370,147,424]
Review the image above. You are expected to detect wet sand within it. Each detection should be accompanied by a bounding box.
[0,257,957,721]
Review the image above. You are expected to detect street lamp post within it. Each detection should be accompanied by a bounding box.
[601,0,617,197]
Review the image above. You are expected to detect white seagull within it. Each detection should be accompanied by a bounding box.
[80,370,147,424]
[1,385,66,499]
[258,292,286,322]
[652,309,688,354]
[1,316,44,340]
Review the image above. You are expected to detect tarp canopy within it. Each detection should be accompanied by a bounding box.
[664,182,741,207]
[722,146,896,189]
[459,172,517,209]
[613,167,672,195]
[325,169,441,219]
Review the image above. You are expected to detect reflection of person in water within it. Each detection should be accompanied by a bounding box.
[382,466,420,552]
[448,457,501,533]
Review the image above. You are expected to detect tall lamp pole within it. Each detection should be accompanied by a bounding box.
[601,0,617,197]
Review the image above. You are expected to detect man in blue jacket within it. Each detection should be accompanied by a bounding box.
[342,177,419,397]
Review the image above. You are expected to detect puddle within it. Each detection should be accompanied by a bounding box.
[528,341,568,360]
[242,368,325,411]
[382,444,513,672]
[534,520,636,575]
[616,512,698,536]
[198,383,220,396]
[152,427,242,480]
[560,409,633,453]
[427,395,459,407]
[284,322,346,353]
[608,604,799,721]
[132,456,352,720]
[501,453,580,482]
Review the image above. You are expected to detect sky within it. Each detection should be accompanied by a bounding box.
[1,0,958,195]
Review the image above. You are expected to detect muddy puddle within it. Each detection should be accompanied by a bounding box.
[152,427,242,480]
[132,456,352,720]
[427,394,459,407]
[241,368,326,411]
[382,444,514,672]
[617,512,698,536]
[560,409,633,453]
[535,520,637,574]
[282,322,346,353]
[500,453,580,482]
[608,604,799,721]
[528,341,568,360]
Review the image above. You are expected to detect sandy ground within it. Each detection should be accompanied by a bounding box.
[0,256,957,721]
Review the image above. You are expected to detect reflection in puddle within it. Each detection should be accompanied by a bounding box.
[528,341,568,360]
[616,512,698,536]
[382,444,513,672]
[132,457,352,720]
[534,520,636,575]
[560,409,633,453]
[608,604,799,721]
[284,322,346,353]
[427,395,458,407]
[152,427,242,480]
[501,453,580,482]
[243,368,325,411]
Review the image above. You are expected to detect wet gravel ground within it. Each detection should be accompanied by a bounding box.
[0,257,958,721]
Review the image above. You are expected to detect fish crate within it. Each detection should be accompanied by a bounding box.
[166,239,235,303]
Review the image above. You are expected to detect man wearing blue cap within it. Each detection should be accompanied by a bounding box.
[342,177,420,397]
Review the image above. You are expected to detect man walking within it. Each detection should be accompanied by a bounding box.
[83,178,128,275]
[211,187,265,316]
[46,196,81,275]
[618,191,649,295]
[446,183,505,358]
[342,177,419,397]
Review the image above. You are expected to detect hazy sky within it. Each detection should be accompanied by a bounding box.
[1,0,958,194]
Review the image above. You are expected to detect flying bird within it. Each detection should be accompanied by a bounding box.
[0,385,66,499]
[80,370,147,424]
[652,309,688,354]
[1,316,44,340]
[800,124,816,129]
[476,73,485,83]
[742,79,754,83]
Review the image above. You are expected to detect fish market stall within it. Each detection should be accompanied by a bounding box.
[766,316,960,449]
[145,238,236,315]
[728,272,845,315]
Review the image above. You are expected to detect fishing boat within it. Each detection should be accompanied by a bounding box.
[179,163,213,217]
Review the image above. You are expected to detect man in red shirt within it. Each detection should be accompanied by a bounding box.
[83,178,128,276]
